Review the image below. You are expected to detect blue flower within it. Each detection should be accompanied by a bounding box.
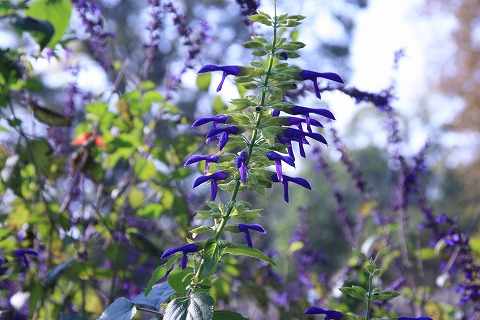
[184,154,219,169]
[236,152,248,184]
[238,223,267,247]
[283,128,328,146]
[161,244,199,269]
[14,249,39,270]
[206,125,240,151]
[298,70,344,99]
[398,317,433,320]
[193,171,229,200]
[198,65,242,92]
[267,151,295,182]
[271,174,311,203]
[304,307,342,319]
[192,114,228,128]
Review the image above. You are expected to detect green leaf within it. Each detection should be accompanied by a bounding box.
[223,243,276,266]
[242,41,264,49]
[203,238,224,277]
[374,246,391,261]
[190,226,215,238]
[44,258,75,286]
[197,73,211,92]
[99,298,136,320]
[212,310,248,320]
[168,268,194,296]
[24,0,72,48]
[352,247,367,260]
[134,158,157,181]
[164,293,214,320]
[32,103,71,126]
[137,203,165,219]
[372,290,400,301]
[145,253,182,296]
[128,187,144,209]
[132,282,175,309]
[339,286,367,300]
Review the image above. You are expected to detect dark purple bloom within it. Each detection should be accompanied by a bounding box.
[14,249,39,270]
[238,223,267,247]
[192,114,228,128]
[299,70,344,99]
[161,243,199,269]
[398,317,433,320]
[198,65,242,92]
[236,152,248,184]
[287,116,324,128]
[271,174,312,203]
[304,307,342,319]
[184,154,219,169]
[206,126,240,151]
[193,171,229,200]
[291,106,335,120]
[267,151,295,181]
[283,128,328,146]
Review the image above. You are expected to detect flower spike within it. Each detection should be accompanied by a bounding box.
[161,244,199,269]
[198,65,242,92]
[238,223,267,247]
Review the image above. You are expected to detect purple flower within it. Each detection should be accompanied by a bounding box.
[161,244,199,269]
[184,154,219,169]
[193,171,229,200]
[192,114,228,128]
[398,317,433,320]
[267,151,295,182]
[14,249,39,270]
[206,126,240,151]
[271,174,312,203]
[236,152,248,184]
[298,70,344,99]
[283,128,328,146]
[304,307,342,319]
[198,65,242,92]
[287,116,324,130]
[238,223,267,247]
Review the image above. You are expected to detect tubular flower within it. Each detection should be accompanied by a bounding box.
[198,65,242,92]
[206,126,240,151]
[283,128,328,146]
[267,151,295,182]
[14,249,39,270]
[304,307,343,319]
[398,317,433,320]
[192,114,228,128]
[161,244,199,269]
[238,223,267,247]
[271,174,312,203]
[289,106,334,133]
[298,70,344,99]
[193,171,229,200]
[184,154,219,170]
[236,151,248,184]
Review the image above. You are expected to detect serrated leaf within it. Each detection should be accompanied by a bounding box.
[145,253,182,296]
[132,282,175,309]
[204,238,224,277]
[212,310,248,320]
[164,293,214,320]
[44,258,75,286]
[223,243,275,266]
[99,298,136,320]
[168,268,193,296]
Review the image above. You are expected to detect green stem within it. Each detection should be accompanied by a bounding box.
[364,270,374,320]
[189,10,280,295]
